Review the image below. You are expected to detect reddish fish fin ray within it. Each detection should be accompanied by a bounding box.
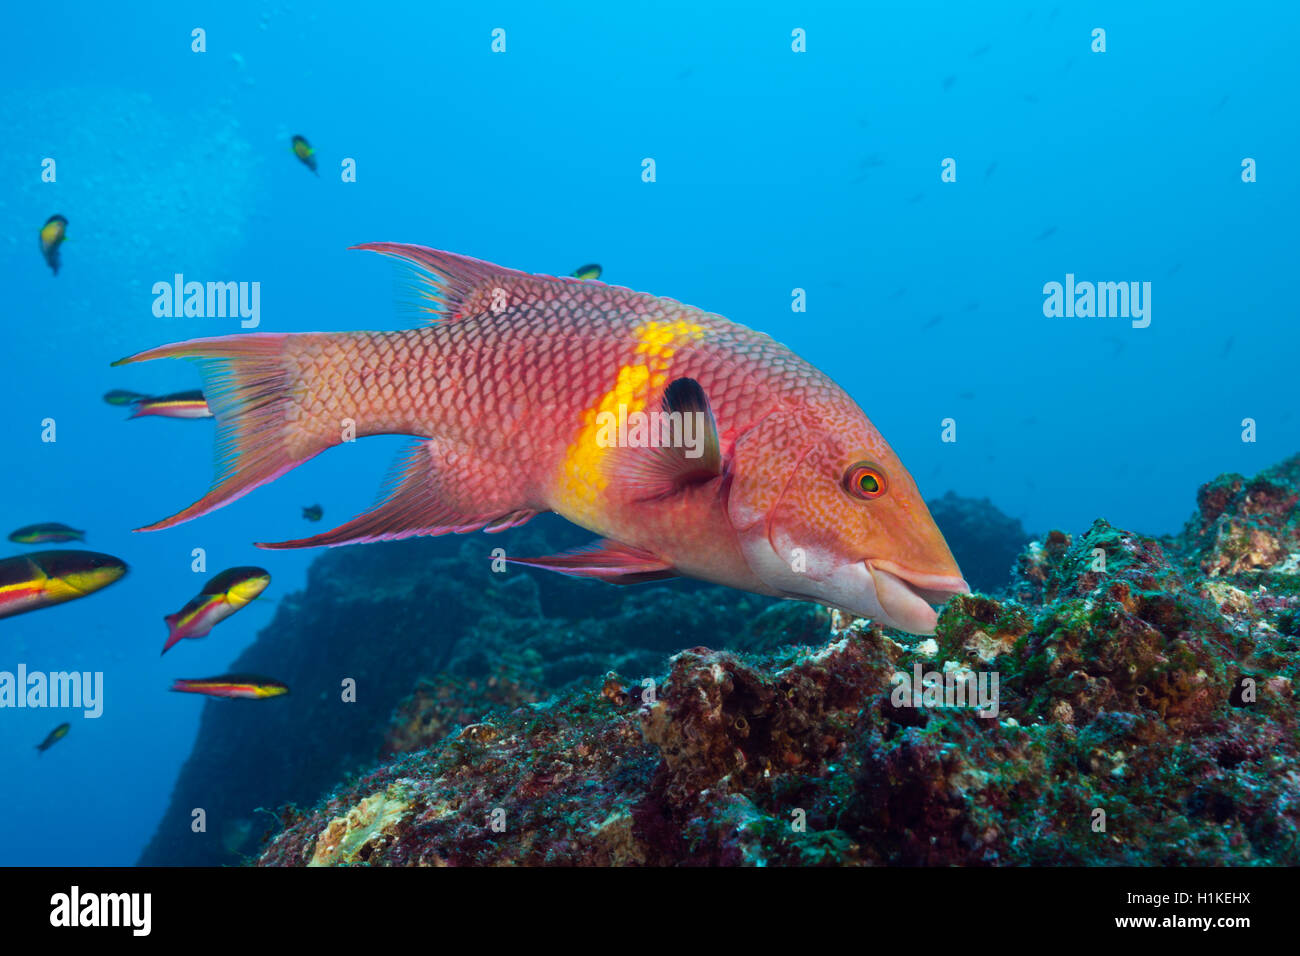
[506,539,678,585]
[483,510,540,533]
[256,441,534,549]
[113,334,330,532]
[161,612,184,654]
[352,242,661,325]
[352,243,533,324]
[605,377,724,501]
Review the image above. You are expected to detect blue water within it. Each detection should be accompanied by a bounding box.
[1,1,1296,865]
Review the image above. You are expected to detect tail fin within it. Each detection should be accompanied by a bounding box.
[161,613,184,654]
[113,333,335,531]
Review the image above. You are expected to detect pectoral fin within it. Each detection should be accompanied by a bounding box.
[507,539,678,584]
[607,377,723,501]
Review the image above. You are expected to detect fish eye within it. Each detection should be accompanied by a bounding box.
[843,462,887,500]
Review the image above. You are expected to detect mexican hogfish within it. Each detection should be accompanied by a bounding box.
[116,244,968,634]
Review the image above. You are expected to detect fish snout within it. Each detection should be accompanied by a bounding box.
[865,560,970,635]
[869,559,969,602]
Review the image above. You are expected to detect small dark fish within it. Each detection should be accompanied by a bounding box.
[36,723,70,754]
[103,389,149,407]
[906,192,924,204]
[922,314,944,329]
[942,75,957,91]
[39,215,68,275]
[963,300,979,313]
[886,287,906,301]
[302,504,324,522]
[1023,93,1038,104]
[1103,336,1124,357]
[8,523,85,545]
[291,135,318,176]
[0,550,127,620]
[1035,226,1057,241]
[128,390,212,419]
[969,44,992,58]
[171,674,289,700]
[571,264,602,281]
[1167,263,1182,276]
[858,153,885,169]
[1212,94,1230,112]
[1221,337,1234,357]
[984,162,997,180]
[161,567,271,655]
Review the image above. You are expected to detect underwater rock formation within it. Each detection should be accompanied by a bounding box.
[141,490,1019,864]
[925,491,1033,593]
[253,456,1300,866]
[137,516,775,866]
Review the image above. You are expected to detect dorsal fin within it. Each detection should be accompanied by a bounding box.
[351,242,718,328]
[353,242,606,324]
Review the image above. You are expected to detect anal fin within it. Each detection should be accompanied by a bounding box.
[258,439,537,549]
[507,539,678,585]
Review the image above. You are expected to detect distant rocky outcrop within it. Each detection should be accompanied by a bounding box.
[926,491,1033,593]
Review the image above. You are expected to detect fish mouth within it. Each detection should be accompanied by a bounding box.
[866,560,970,635]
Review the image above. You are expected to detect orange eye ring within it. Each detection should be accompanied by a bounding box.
[843,462,887,500]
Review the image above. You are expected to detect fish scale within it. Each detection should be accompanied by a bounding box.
[116,242,966,634]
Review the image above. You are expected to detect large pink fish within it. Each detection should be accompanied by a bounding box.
[115,244,968,634]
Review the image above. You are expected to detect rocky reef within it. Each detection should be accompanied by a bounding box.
[246,456,1300,867]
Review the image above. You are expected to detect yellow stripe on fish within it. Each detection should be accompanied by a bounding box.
[556,318,706,524]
